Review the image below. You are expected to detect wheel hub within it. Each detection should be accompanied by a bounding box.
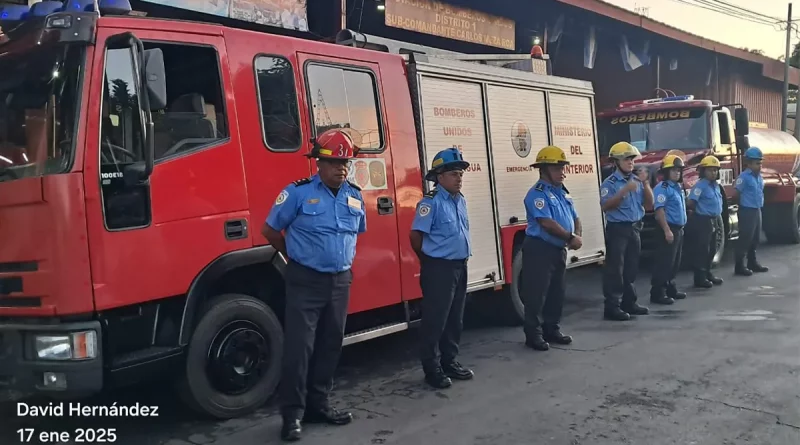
[207,321,270,395]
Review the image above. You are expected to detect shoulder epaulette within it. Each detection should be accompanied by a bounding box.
[661,182,669,189]
[534,183,545,192]
[292,177,312,187]
[608,175,618,183]
[424,189,438,199]
[347,180,362,191]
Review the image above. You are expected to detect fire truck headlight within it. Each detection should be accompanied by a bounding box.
[34,331,97,360]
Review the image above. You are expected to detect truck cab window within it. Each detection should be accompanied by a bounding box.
[149,43,228,160]
[256,56,302,151]
[306,64,383,151]
[100,43,228,165]
[101,48,145,167]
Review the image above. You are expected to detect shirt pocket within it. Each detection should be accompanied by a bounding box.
[435,213,458,237]
[298,201,327,229]
[338,201,364,232]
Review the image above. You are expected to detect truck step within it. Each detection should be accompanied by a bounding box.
[343,321,416,346]
[110,346,183,369]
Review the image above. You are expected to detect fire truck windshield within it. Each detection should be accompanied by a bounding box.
[598,107,709,156]
[0,44,84,182]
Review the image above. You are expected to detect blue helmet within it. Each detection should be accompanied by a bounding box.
[426,147,469,182]
[744,147,763,160]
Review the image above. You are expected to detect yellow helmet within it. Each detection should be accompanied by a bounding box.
[661,154,685,170]
[698,155,721,168]
[531,145,570,168]
[608,142,641,160]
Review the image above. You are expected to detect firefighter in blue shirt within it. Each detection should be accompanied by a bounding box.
[261,129,367,442]
[734,147,769,276]
[686,155,725,288]
[649,154,688,305]
[520,146,582,351]
[410,147,474,390]
[599,142,654,321]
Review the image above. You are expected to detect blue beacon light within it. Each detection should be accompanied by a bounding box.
[29,1,65,17]
[0,4,30,21]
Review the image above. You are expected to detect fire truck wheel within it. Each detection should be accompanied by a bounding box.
[763,193,800,245]
[178,293,283,419]
[711,214,726,268]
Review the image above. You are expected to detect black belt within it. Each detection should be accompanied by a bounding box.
[607,221,644,229]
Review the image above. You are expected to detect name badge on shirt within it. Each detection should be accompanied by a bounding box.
[347,196,361,209]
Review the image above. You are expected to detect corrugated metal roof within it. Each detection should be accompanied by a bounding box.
[554,0,800,86]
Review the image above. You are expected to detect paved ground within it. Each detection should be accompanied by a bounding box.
[2,244,799,445]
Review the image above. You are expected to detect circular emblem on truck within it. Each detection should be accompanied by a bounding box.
[511,121,532,158]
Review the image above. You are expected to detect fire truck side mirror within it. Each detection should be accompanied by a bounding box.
[143,49,167,111]
[735,108,750,137]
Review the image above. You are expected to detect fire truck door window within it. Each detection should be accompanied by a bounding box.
[147,43,228,161]
[101,48,145,166]
[305,64,383,151]
[255,56,302,151]
[100,47,150,230]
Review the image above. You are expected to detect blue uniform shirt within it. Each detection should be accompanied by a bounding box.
[689,178,723,217]
[600,170,645,223]
[266,174,367,273]
[411,189,471,260]
[735,169,764,209]
[653,180,687,226]
[524,180,577,248]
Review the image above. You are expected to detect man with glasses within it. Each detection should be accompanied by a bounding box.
[262,129,367,442]
[410,147,474,389]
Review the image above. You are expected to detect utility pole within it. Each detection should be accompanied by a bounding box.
[782,2,793,132]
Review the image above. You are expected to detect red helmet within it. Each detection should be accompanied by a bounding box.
[306,129,360,160]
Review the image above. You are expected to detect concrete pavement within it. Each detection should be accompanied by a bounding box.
[2,244,799,444]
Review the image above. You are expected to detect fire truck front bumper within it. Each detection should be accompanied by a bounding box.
[0,320,103,396]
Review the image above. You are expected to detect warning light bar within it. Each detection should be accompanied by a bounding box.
[618,95,695,108]
[0,0,131,23]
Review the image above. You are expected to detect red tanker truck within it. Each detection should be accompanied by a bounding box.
[596,95,800,264]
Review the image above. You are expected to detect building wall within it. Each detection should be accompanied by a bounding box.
[732,75,782,129]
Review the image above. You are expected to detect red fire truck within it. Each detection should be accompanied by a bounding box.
[597,95,800,263]
[0,0,608,418]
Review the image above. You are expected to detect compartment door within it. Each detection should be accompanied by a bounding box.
[418,75,502,287]
[485,85,550,226]
[548,93,606,266]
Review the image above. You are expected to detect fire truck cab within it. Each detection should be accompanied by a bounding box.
[597,95,800,263]
[0,0,608,418]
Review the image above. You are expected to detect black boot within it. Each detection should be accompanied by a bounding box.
[748,261,769,273]
[303,406,353,425]
[424,366,452,389]
[650,291,675,305]
[442,361,474,380]
[666,282,686,300]
[604,307,632,321]
[621,301,650,315]
[706,272,723,285]
[735,260,753,276]
[525,334,550,351]
[281,417,302,442]
[543,327,573,345]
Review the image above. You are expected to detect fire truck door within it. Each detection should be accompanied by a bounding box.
[84,29,251,311]
[297,52,403,313]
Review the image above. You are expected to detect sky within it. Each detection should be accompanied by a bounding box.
[604,0,795,59]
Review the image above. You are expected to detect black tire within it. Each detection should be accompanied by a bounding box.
[763,193,800,244]
[469,245,524,326]
[710,214,726,268]
[178,293,283,419]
